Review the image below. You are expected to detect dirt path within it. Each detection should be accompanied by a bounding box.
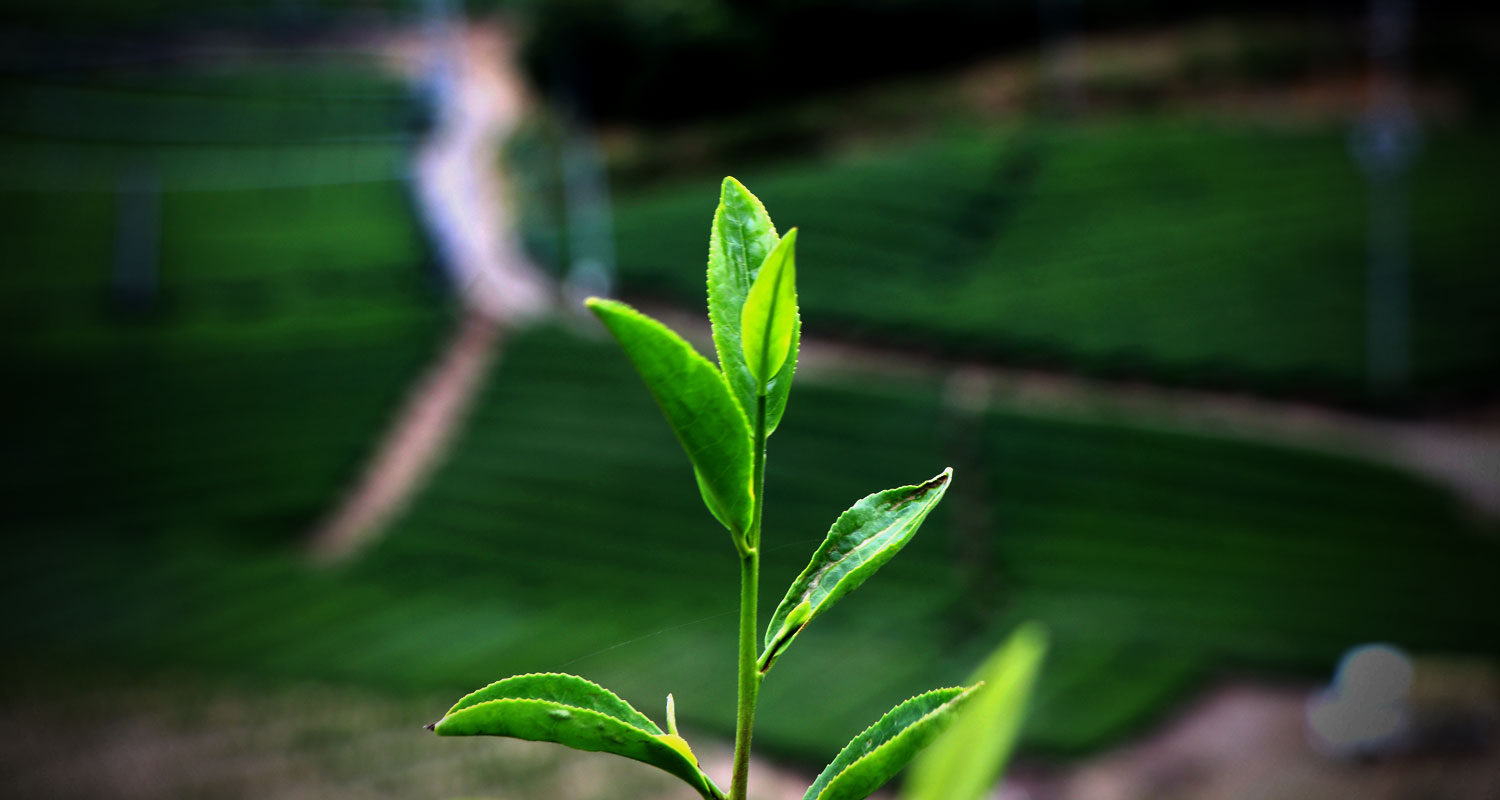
[632,301,1500,520]
[309,312,502,562]
[310,21,554,560]
[916,352,1500,519]
[1013,681,1500,800]
[914,355,1500,519]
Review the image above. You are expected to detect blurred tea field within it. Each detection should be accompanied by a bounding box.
[612,121,1500,399]
[2,51,1498,784]
[0,62,446,529]
[5,325,1498,757]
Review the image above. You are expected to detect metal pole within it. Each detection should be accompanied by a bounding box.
[111,163,160,313]
[1353,0,1417,393]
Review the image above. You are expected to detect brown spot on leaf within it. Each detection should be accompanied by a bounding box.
[882,471,950,511]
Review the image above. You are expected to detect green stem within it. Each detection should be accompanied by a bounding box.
[730,395,768,800]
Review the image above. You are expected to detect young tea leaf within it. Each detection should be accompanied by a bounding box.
[803,686,979,800]
[442,672,663,732]
[740,228,799,393]
[587,298,754,544]
[431,673,723,800]
[901,623,1049,800]
[761,469,953,672]
[707,177,799,434]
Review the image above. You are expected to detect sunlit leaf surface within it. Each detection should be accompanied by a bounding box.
[741,228,800,391]
[763,469,952,671]
[588,298,754,543]
[803,685,978,800]
[707,176,799,434]
[432,673,722,800]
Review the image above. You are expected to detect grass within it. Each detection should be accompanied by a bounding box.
[609,119,1500,400]
[5,326,1495,761]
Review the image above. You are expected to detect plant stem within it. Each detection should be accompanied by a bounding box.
[730,395,768,800]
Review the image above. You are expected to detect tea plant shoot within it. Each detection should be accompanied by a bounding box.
[428,178,1043,800]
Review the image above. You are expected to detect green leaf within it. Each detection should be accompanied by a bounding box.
[441,672,662,731]
[587,298,754,543]
[693,466,733,532]
[741,228,799,393]
[761,468,953,672]
[901,623,1049,800]
[431,673,723,800]
[707,176,798,434]
[803,686,979,800]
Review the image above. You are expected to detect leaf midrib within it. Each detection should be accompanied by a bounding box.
[805,515,911,608]
[447,696,657,735]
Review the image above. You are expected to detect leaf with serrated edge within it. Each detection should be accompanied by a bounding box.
[803,686,979,800]
[432,673,722,800]
[588,298,754,542]
[741,228,799,392]
[443,673,661,732]
[707,177,798,434]
[762,469,952,672]
[902,623,1049,800]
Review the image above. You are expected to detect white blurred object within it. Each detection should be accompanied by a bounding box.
[414,20,553,324]
[1306,643,1414,758]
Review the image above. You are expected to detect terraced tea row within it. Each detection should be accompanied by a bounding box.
[612,121,1500,397]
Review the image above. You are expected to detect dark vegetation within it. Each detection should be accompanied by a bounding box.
[515,1,1500,124]
[0,63,445,536]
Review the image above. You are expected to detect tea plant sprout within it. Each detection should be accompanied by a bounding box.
[428,178,1045,800]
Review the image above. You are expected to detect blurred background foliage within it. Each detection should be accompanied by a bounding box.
[1,0,1498,797]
